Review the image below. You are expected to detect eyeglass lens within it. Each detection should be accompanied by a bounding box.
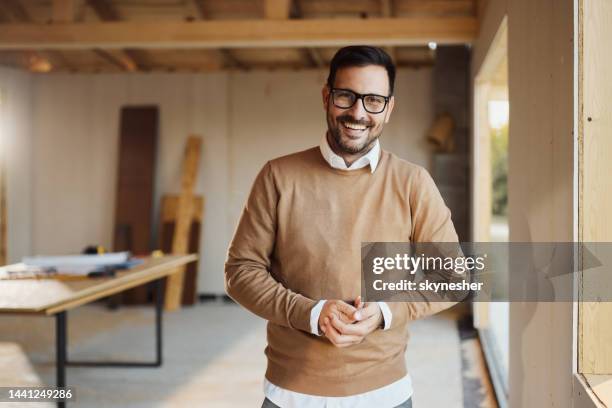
[332,90,387,113]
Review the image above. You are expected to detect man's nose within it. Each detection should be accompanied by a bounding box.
[347,97,368,120]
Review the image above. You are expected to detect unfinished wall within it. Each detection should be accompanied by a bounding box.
[29,68,434,294]
[472,0,575,407]
[0,67,33,263]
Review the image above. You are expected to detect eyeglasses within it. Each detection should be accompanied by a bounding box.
[330,88,391,114]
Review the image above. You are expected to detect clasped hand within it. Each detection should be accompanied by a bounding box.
[318,296,383,348]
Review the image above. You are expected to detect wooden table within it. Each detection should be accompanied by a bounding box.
[0,255,197,407]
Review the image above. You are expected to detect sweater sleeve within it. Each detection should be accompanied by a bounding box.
[225,162,317,333]
[386,167,463,328]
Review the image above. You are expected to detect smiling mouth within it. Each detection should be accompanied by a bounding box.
[341,121,370,131]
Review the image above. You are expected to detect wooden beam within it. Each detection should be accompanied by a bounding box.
[218,49,246,70]
[306,48,324,67]
[380,0,394,17]
[190,0,207,20]
[0,0,29,22]
[0,0,73,72]
[187,2,244,70]
[86,0,119,21]
[52,0,77,23]
[165,136,202,311]
[92,49,137,71]
[0,17,477,50]
[264,0,292,19]
[85,0,144,71]
[264,0,316,68]
[379,0,397,62]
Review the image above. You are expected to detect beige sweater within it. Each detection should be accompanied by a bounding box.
[225,147,459,397]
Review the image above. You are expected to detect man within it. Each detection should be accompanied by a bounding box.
[225,46,459,408]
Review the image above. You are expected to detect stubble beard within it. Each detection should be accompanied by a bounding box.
[327,114,382,155]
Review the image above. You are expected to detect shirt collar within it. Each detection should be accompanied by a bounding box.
[319,134,380,173]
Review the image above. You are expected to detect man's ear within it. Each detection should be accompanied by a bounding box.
[384,96,395,123]
[322,85,330,111]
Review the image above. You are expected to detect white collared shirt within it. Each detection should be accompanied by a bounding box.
[318,133,380,173]
[263,135,413,408]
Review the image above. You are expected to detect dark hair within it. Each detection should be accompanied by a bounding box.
[327,45,396,95]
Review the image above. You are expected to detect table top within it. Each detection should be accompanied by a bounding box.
[0,255,197,315]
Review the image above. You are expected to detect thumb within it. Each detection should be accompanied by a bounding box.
[353,296,365,320]
[355,296,363,309]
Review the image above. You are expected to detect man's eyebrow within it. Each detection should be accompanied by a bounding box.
[334,87,389,96]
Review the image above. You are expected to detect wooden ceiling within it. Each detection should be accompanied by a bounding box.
[0,0,481,73]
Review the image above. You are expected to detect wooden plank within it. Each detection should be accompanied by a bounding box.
[87,0,145,71]
[160,195,203,305]
[264,0,315,69]
[578,0,612,375]
[0,17,478,49]
[396,0,475,16]
[161,195,204,223]
[86,0,119,21]
[186,2,244,70]
[113,106,158,304]
[300,0,474,16]
[0,255,197,314]
[0,1,29,21]
[0,0,70,72]
[190,0,207,19]
[380,0,397,62]
[52,0,77,23]
[264,0,292,19]
[164,136,202,311]
[92,48,137,71]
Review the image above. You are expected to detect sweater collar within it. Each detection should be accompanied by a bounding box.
[319,134,380,173]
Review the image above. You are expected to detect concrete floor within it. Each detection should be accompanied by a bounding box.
[0,302,495,407]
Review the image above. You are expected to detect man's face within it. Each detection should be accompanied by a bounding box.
[323,65,395,155]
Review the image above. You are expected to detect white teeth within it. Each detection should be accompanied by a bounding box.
[343,122,367,130]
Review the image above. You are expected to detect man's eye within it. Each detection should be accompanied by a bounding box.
[365,96,385,104]
[337,91,354,99]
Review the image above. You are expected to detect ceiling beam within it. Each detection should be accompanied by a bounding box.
[187,0,244,70]
[86,0,143,71]
[264,0,319,69]
[379,0,398,62]
[52,0,77,23]
[264,0,292,20]
[190,0,207,20]
[86,0,119,21]
[0,0,29,22]
[305,48,324,67]
[93,49,137,71]
[0,17,477,50]
[0,0,73,72]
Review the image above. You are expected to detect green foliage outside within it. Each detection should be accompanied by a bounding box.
[491,124,508,216]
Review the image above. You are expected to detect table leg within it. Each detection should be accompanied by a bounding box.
[66,278,164,367]
[154,278,163,366]
[56,311,66,408]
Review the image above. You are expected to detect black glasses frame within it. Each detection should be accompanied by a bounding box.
[330,88,391,114]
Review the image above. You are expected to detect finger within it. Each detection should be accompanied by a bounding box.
[325,319,363,345]
[354,302,379,321]
[330,314,367,337]
[320,317,328,334]
[355,296,363,309]
[334,301,357,319]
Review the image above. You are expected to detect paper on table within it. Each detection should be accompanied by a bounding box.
[22,252,130,268]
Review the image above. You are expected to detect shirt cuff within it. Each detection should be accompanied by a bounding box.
[377,301,392,330]
[310,300,327,336]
